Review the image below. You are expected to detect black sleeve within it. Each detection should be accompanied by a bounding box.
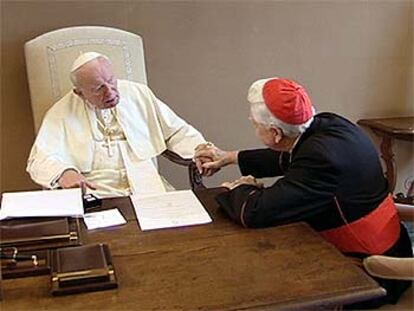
[218,145,340,228]
[215,185,256,226]
[238,148,290,178]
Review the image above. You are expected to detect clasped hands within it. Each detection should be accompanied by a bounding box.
[194,143,263,190]
[58,143,264,191]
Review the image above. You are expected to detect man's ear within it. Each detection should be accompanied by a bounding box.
[73,88,83,99]
[271,127,283,144]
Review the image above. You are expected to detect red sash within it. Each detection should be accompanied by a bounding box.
[319,195,400,254]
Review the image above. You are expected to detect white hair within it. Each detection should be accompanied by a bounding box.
[70,70,81,88]
[250,101,315,137]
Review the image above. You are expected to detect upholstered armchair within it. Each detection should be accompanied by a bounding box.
[24,26,204,190]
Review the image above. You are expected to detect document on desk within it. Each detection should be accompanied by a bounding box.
[0,188,84,220]
[130,190,212,231]
[84,209,127,230]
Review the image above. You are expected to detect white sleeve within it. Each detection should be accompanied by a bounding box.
[26,113,79,188]
[27,146,79,188]
[154,96,206,159]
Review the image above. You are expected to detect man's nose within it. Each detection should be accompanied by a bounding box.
[103,84,115,96]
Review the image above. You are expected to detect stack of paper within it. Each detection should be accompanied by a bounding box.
[131,190,212,231]
[0,188,84,220]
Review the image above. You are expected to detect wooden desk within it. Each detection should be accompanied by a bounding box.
[357,117,414,193]
[1,188,384,310]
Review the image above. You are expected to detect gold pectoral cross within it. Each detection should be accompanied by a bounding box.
[103,128,115,157]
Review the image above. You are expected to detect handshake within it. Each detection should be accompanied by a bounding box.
[193,142,263,190]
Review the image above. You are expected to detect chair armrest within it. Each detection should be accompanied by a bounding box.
[161,150,206,191]
[396,202,414,222]
[363,255,414,281]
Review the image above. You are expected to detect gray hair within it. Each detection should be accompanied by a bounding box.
[250,102,315,137]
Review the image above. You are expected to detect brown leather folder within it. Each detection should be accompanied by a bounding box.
[0,260,3,301]
[0,217,83,279]
[0,217,82,251]
[50,243,118,296]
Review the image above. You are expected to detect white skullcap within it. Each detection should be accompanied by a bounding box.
[247,78,276,104]
[70,52,109,73]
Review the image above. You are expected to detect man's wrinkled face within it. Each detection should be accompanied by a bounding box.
[73,58,120,109]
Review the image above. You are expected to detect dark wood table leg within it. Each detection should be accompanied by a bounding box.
[378,134,396,193]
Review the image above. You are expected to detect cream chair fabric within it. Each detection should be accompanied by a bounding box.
[362,208,414,310]
[24,26,147,133]
[363,256,414,281]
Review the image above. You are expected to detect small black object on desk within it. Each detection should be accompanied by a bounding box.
[83,194,102,211]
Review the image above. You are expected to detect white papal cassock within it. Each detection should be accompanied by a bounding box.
[27,80,205,198]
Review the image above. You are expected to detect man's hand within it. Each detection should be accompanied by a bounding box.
[194,142,238,176]
[58,169,97,191]
[221,175,264,190]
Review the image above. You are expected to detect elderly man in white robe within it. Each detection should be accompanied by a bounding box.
[27,52,205,198]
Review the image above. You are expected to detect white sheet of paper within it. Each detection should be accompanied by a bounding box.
[131,190,212,231]
[84,208,127,230]
[0,188,83,220]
